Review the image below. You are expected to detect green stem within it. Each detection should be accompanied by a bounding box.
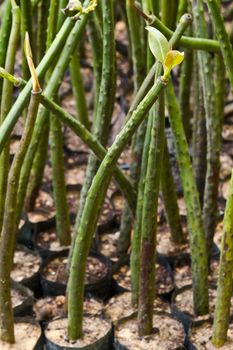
[179,27,193,141]
[152,14,220,52]
[161,0,179,29]
[71,0,116,252]
[130,112,152,306]
[70,51,90,129]
[161,140,184,244]
[0,0,12,98]
[50,110,71,246]
[67,77,166,340]
[212,170,233,347]
[118,0,146,255]
[192,0,219,259]
[48,0,70,246]
[138,93,165,336]
[166,81,209,315]
[0,0,20,233]
[87,12,102,111]
[0,89,41,344]
[192,54,207,206]
[205,0,233,91]
[20,0,32,80]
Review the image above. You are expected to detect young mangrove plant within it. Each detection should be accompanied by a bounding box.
[0,33,41,344]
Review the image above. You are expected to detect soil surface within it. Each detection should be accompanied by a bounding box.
[115,313,185,350]
[42,256,108,285]
[173,285,233,321]
[45,317,110,348]
[11,250,40,282]
[104,291,170,323]
[0,322,41,350]
[34,295,103,321]
[190,321,233,349]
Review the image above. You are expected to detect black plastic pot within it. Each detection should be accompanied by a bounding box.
[44,317,114,350]
[12,246,42,298]
[12,317,44,350]
[12,280,34,317]
[41,251,112,300]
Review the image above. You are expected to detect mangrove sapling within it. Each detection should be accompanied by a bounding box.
[130,14,191,306]
[118,0,146,255]
[0,0,20,233]
[191,0,223,261]
[48,0,71,246]
[131,110,153,306]
[138,93,165,336]
[212,171,233,347]
[205,0,233,91]
[68,75,167,340]
[0,68,137,214]
[0,34,41,344]
[166,81,209,315]
[72,0,116,252]
[192,54,207,206]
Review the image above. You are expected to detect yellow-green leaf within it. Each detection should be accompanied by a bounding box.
[163,50,184,80]
[146,26,170,64]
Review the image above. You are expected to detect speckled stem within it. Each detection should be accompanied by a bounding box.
[138,94,165,336]
[0,89,41,344]
[118,0,146,255]
[70,51,90,129]
[192,54,207,206]
[0,0,12,98]
[212,170,233,347]
[166,81,209,315]
[71,0,116,255]
[205,0,233,91]
[161,140,184,244]
[0,0,20,234]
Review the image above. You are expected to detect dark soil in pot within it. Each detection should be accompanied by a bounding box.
[12,280,34,317]
[45,317,114,350]
[0,317,43,350]
[188,320,233,350]
[104,291,170,324]
[11,247,41,297]
[41,252,111,299]
[172,284,233,322]
[33,295,103,322]
[114,311,185,350]
[112,262,174,296]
